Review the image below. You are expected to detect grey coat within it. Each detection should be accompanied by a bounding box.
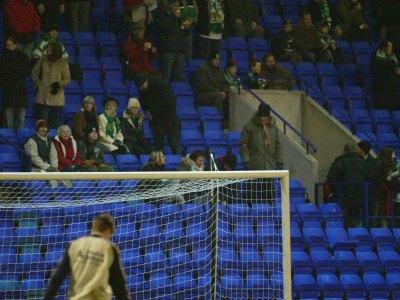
[240,114,283,170]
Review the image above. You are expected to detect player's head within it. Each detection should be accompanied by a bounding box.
[92,214,115,240]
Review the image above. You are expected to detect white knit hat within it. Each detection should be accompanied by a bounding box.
[127,97,140,109]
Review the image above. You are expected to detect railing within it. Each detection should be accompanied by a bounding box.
[237,75,318,154]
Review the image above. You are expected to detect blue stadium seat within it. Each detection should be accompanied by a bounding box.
[45,247,64,269]
[386,273,400,299]
[170,82,193,96]
[18,246,44,271]
[296,203,322,222]
[311,250,336,275]
[58,31,74,46]
[77,56,100,70]
[231,51,249,73]
[204,130,227,147]
[168,249,192,272]
[326,227,358,251]
[363,273,389,299]
[0,246,17,270]
[340,274,367,299]
[226,131,241,148]
[356,251,381,274]
[181,130,204,146]
[370,228,397,250]
[291,251,313,275]
[303,227,329,250]
[135,203,159,220]
[144,251,167,273]
[100,57,123,71]
[0,223,16,247]
[291,228,307,251]
[176,106,199,122]
[293,274,320,299]
[246,272,271,299]
[121,249,143,273]
[192,248,211,269]
[162,221,185,245]
[96,32,118,46]
[317,274,344,299]
[173,274,197,298]
[220,273,246,299]
[316,63,337,76]
[319,203,343,222]
[139,221,161,246]
[116,154,140,171]
[295,62,317,76]
[40,224,64,244]
[197,106,222,121]
[113,223,137,244]
[218,246,240,271]
[334,251,359,275]
[377,132,400,148]
[379,251,400,274]
[149,271,172,296]
[226,37,248,52]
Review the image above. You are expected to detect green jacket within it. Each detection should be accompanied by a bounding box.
[240,114,283,170]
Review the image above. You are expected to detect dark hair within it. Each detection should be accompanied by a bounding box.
[381,40,393,50]
[92,214,115,233]
[301,9,312,18]
[378,147,395,174]
[49,41,63,58]
[5,36,17,45]
[249,59,261,69]
[262,53,274,62]
[189,150,205,162]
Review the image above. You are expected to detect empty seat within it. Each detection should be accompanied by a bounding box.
[363,273,389,299]
[317,274,344,299]
[311,250,336,275]
[340,274,367,299]
[116,154,141,171]
[291,251,313,275]
[356,251,382,274]
[334,251,359,275]
[379,251,400,274]
[370,227,397,250]
[293,274,320,299]
[326,228,357,251]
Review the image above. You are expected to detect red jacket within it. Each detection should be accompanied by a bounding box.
[123,0,144,18]
[53,135,83,172]
[3,0,40,42]
[123,35,156,76]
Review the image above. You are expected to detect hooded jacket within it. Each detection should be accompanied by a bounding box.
[177,154,204,171]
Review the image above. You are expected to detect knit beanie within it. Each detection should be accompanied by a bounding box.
[127,98,140,109]
[257,103,271,117]
[36,119,48,131]
[357,140,371,154]
[102,95,119,107]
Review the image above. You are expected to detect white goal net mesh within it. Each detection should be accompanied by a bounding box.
[0,171,290,300]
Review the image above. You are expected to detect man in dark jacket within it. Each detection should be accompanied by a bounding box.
[261,53,295,90]
[158,0,191,81]
[356,140,375,168]
[335,0,370,41]
[134,72,180,154]
[224,0,264,38]
[34,0,65,31]
[327,143,370,226]
[272,20,303,63]
[194,52,229,121]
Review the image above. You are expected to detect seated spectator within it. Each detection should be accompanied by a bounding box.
[371,40,400,110]
[24,119,58,172]
[0,36,30,130]
[53,125,84,172]
[141,151,166,171]
[67,0,92,33]
[224,0,264,38]
[72,96,99,142]
[293,10,330,62]
[123,24,159,80]
[194,52,229,122]
[216,150,237,171]
[261,53,294,90]
[246,60,267,89]
[336,0,370,41]
[121,97,152,156]
[78,127,114,172]
[134,73,180,154]
[305,0,340,37]
[272,20,303,63]
[224,59,239,88]
[3,0,40,58]
[31,24,69,66]
[317,21,345,63]
[123,0,155,31]
[178,149,205,171]
[99,96,130,155]
[158,0,191,82]
[36,0,65,31]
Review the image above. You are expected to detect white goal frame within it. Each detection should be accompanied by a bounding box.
[0,170,291,300]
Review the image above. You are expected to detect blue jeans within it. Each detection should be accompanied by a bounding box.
[161,52,185,82]
[4,107,25,130]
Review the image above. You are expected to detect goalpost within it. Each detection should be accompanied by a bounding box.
[0,171,291,300]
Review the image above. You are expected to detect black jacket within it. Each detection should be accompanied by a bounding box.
[272,31,296,56]
[0,49,30,107]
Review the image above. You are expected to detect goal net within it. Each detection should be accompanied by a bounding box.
[0,171,291,300]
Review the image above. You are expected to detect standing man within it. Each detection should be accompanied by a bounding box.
[240,103,283,171]
[356,140,375,168]
[134,72,180,154]
[44,214,131,300]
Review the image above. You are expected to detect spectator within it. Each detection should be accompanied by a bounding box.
[305,0,340,37]
[36,0,65,31]
[32,24,69,66]
[158,0,191,82]
[371,0,400,41]
[293,10,330,62]
[326,143,369,226]
[272,20,303,63]
[194,52,229,123]
[178,149,205,171]
[0,37,30,130]
[317,20,345,63]
[194,0,224,59]
[3,0,40,58]
[141,151,166,171]
[66,0,92,33]
[179,0,198,60]
[246,60,267,89]
[336,0,370,41]
[370,40,400,110]
[123,0,155,31]
[356,140,375,168]
[24,119,58,172]
[216,150,237,171]
[72,96,99,142]
[134,73,180,154]
[98,96,130,155]
[369,147,397,227]
[224,59,239,88]
[78,127,114,172]
[53,125,84,172]
[121,97,152,157]
[224,0,264,38]
[123,24,159,80]
[261,53,294,90]
[32,41,71,129]
[240,103,283,171]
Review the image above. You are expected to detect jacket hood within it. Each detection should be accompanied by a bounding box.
[180,154,204,171]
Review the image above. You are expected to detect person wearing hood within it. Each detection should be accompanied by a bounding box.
[72,95,99,141]
[98,96,130,155]
[53,125,84,172]
[24,119,58,172]
[78,127,114,172]
[32,40,71,129]
[32,24,69,65]
[240,103,283,171]
[0,36,30,130]
[121,97,151,156]
[178,149,205,171]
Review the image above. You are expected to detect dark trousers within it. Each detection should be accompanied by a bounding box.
[36,104,63,129]
[151,120,180,154]
[195,36,222,60]
[161,52,185,82]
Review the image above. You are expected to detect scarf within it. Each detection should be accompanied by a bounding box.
[104,113,121,138]
[262,125,271,149]
[83,110,97,130]
[320,2,331,24]
[130,115,142,134]
[209,0,224,35]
